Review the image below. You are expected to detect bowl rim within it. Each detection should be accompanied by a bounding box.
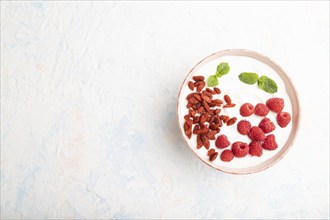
[176,49,301,175]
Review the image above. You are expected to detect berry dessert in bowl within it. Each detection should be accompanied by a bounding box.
[177,49,300,174]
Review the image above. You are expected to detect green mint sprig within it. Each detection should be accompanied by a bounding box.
[216,62,230,77]
[238,72,259,85]
[207,75,218,87]
[207,62,230,87]
[238,72,278,94]
[258,75,278,93]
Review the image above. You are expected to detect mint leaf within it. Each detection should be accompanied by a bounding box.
[216,62,230,77]
[258,75,278,93]
[238,72,259,85]
[207,75,218,87]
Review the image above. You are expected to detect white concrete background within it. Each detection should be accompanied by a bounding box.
[1,1,329,219]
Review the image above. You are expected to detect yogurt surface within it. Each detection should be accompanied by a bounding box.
[178,55,293,170]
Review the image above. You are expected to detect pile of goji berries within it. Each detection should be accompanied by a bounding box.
[183,76,237,161]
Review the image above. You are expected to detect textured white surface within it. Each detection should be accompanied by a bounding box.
[1,1,329,219]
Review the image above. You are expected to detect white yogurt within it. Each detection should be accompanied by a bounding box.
[178,55,293,170]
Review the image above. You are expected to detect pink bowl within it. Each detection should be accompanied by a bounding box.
[177,49,300,174]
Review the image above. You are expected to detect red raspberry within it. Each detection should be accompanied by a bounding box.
[232,141,249,158]
[248,126,266,141]
[277,112,291,128]
[249,141,263,157]
[237,120,251,135]
[215,135,230,149]
[240,103,254,117]
[258,118,276,133]
[220,150,234,162]
[262,134,278,150]
[266,98,284,113]
[254,103,269,116]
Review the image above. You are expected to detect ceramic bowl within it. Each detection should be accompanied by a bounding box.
[177,49,300,174]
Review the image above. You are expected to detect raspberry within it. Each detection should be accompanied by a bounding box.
[248,126,266,141]
[232,141,249,158]
[215,135,230,149]
[262,134,278,150]
[277,112,291,128]
[240,103,254,117]
[237,120,251,135]
[254,103,269,116]
[258,118,276,133]
[249,141,263,157]
[266,98,284,113]
[220,150,234,162]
